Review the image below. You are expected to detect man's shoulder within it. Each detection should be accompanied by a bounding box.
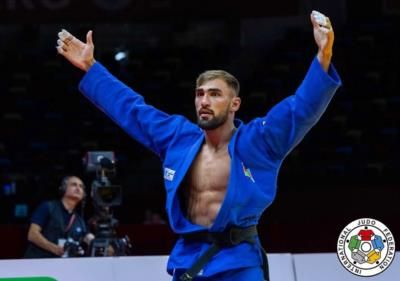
[170,116,202,138]
[35,200,62,215]
[35,200,51,210]
[235,117,263,133]
[46,200,61,209]
[30,200,56,225]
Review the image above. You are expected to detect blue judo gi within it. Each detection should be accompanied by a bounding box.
[79,57,341,279]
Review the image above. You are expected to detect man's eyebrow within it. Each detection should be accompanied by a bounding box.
[195,88,222,92]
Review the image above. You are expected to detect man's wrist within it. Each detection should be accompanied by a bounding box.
[48,243,59,255]
[84,58,96,72]
[317,51,332,72]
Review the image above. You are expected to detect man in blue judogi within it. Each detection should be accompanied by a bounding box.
[56,10,341,280]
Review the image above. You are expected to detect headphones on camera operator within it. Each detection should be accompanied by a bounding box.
[58,175,87,199]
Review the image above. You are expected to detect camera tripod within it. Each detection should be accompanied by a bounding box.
[89,209,132,257]
[90,236,132,257]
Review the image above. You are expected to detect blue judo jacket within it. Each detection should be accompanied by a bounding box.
[79,57,341,276]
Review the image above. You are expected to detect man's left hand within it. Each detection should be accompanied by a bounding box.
[311,10,334,71]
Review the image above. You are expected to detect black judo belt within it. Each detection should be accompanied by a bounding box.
[179,225,270,281]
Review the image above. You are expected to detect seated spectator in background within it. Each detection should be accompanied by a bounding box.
[24,175,94,258]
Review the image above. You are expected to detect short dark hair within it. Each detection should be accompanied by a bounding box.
[196,70,240,96]
[59,175,85,196]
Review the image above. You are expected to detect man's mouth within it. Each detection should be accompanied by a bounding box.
[199,109,213,118]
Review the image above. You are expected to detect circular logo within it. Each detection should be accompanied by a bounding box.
[337,218,396,277]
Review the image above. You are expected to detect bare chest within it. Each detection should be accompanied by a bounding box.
[188,146,231,192]
[180,145,231,226]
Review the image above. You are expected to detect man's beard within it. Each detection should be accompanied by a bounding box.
[197,107,229,130]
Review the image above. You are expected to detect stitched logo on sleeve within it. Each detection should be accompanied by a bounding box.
[164,167,176,181]
[241,162,255,183]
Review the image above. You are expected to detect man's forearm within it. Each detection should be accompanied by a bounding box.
[317,50,332,72]
[28,230,59,255]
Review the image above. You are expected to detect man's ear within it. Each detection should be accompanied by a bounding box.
[231,96,241,112]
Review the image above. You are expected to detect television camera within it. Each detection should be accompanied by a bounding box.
[83,151,132,257]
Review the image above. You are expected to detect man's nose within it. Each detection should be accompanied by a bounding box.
[200,94,210,106]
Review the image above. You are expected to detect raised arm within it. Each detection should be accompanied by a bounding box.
[56,30,195,159]
[244,11,341,160]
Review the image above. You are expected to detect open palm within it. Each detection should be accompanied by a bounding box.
[57,29,95,72]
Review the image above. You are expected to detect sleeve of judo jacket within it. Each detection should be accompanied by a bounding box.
[78,62,187,160]
[258,57,342,160]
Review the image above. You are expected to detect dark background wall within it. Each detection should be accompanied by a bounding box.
[0,0,399,258]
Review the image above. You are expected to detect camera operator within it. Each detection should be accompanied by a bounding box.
[24,175,94,258]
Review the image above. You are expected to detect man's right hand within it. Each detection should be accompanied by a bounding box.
[57,29,96,72]
[52,244,65,257]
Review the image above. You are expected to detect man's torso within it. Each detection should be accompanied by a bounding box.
[181,143,230,227]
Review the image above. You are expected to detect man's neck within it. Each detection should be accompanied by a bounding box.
[61,197,78,213]
[203,121,236,151]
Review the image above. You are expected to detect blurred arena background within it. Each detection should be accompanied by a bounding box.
[0,0,399,258]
